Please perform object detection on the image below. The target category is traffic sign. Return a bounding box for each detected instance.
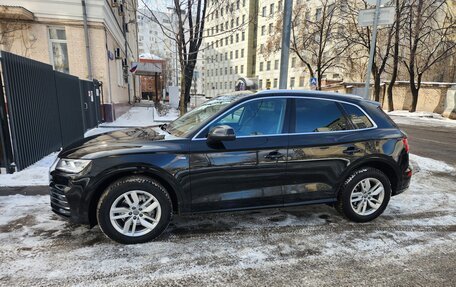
[358,6,395,27]
[310,77,317,86]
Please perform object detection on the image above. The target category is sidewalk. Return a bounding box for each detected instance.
[0,105,179,195]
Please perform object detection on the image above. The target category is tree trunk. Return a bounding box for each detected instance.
[373,71,381,102]
[409,80,419,112]
[179,68,187,116]
[387,0,401,112]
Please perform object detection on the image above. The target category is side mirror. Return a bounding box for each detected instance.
[207,125,236,143]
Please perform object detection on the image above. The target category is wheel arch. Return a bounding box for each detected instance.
[336,157,400,196]
[87,165,184,227]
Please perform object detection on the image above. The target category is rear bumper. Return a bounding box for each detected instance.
[393,165,412,196]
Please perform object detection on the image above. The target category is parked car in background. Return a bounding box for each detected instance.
[49,90,412,244]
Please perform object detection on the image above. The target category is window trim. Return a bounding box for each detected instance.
[192,96,377,141]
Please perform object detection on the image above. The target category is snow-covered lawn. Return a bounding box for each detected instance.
[388,110,456,127]
[0,106,179,187]
[0,155,455,286]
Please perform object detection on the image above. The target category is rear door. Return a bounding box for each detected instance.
[189,97,290,212]
[285,98,371,204]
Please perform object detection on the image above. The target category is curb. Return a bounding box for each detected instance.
[0,186,49,196]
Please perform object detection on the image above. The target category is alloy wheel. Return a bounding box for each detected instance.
[350,178,385,216]
[109,190,162,237]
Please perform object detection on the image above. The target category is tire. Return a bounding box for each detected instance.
[336,168,391,222]
[96,176,172,244]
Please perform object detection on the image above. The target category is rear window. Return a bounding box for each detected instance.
[295,99,349,133]
[341,103,374,129]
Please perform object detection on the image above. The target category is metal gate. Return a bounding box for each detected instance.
[0,51,102,172]
[54,71,85,147]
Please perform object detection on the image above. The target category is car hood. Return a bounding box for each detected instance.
[59,126,182,159]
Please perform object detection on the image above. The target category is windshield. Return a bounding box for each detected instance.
[167,94,247,137]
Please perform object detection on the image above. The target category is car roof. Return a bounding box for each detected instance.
[254,89,366,102]
[209,89,378,106]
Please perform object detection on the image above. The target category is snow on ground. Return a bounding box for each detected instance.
[0,153,58,187]
[0,106,179,187]
[0,155,455,286]
[388,110,456,128]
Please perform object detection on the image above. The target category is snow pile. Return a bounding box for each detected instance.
[388,110,456,127]
[0,153,58,187]
[410,154,455,174]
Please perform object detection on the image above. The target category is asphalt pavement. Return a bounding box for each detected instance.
[396,123,456,166]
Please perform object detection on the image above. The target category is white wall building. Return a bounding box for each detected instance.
[0,0,139,121]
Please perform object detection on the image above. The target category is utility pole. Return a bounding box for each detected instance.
[279,0,293,89]
[363,0,382,99]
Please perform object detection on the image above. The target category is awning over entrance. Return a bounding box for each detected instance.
[131,62,162,76]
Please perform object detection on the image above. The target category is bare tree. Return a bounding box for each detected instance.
[264,0,350,90]
[386,0,406,111]
[402,0,456,112]
[141,0,249,115]
[342,0,397,102]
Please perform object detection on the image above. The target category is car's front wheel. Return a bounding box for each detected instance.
[336,168,391,222]
[96,176,172,244]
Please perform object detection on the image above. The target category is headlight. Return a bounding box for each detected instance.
[55,159,91,174]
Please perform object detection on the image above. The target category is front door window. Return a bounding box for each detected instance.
[210,98,287,137]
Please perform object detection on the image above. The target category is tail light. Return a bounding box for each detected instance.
[402,138,409,153]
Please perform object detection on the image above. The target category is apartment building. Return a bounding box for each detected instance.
[203,0,350,97]
[203,0,258,98]
[0,0,139,121]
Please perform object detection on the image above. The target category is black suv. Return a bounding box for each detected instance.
[50,90,411,244]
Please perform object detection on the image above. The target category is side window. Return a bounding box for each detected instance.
[210,98,287,136]
[342,103,374,129]
[294,99,349,133]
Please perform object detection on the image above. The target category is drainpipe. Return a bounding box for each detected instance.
[122,8,131,104]
[81,0,93,80]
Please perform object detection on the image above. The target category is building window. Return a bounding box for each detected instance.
[235,50,239,58]
[242,31,245,41]
[241,65,244,73]
[48,27,69,73]
[316,8,322,21]
[290,77,295,88]
[274,59,279,70]
[236,17,239,26]
[278,0,282,11]
[259,62,264,71]
[236,33,239,42]
[266,61,271,70]
[273,78,278,88]
[235,66,238,74]
[291,57,296,68]
[242,15,246,24]
[299,76,305,86]
[259,79,263,89]
[270,3,274,15]
[269,23,273,34]
[261,25,266,35]
[230,51,233,59]
[241,49,244,58]
[262,6,266,17]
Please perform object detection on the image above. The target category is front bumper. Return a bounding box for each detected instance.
[49,172,92,225]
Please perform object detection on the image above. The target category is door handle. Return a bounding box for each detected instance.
[343,146,361,155]
[84,103,88,110]
[265,151,285,160]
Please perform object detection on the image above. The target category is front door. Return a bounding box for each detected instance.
[189,97,290,212]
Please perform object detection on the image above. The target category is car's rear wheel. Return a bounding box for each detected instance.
[336,168,391,222]
[97,176,172,244]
